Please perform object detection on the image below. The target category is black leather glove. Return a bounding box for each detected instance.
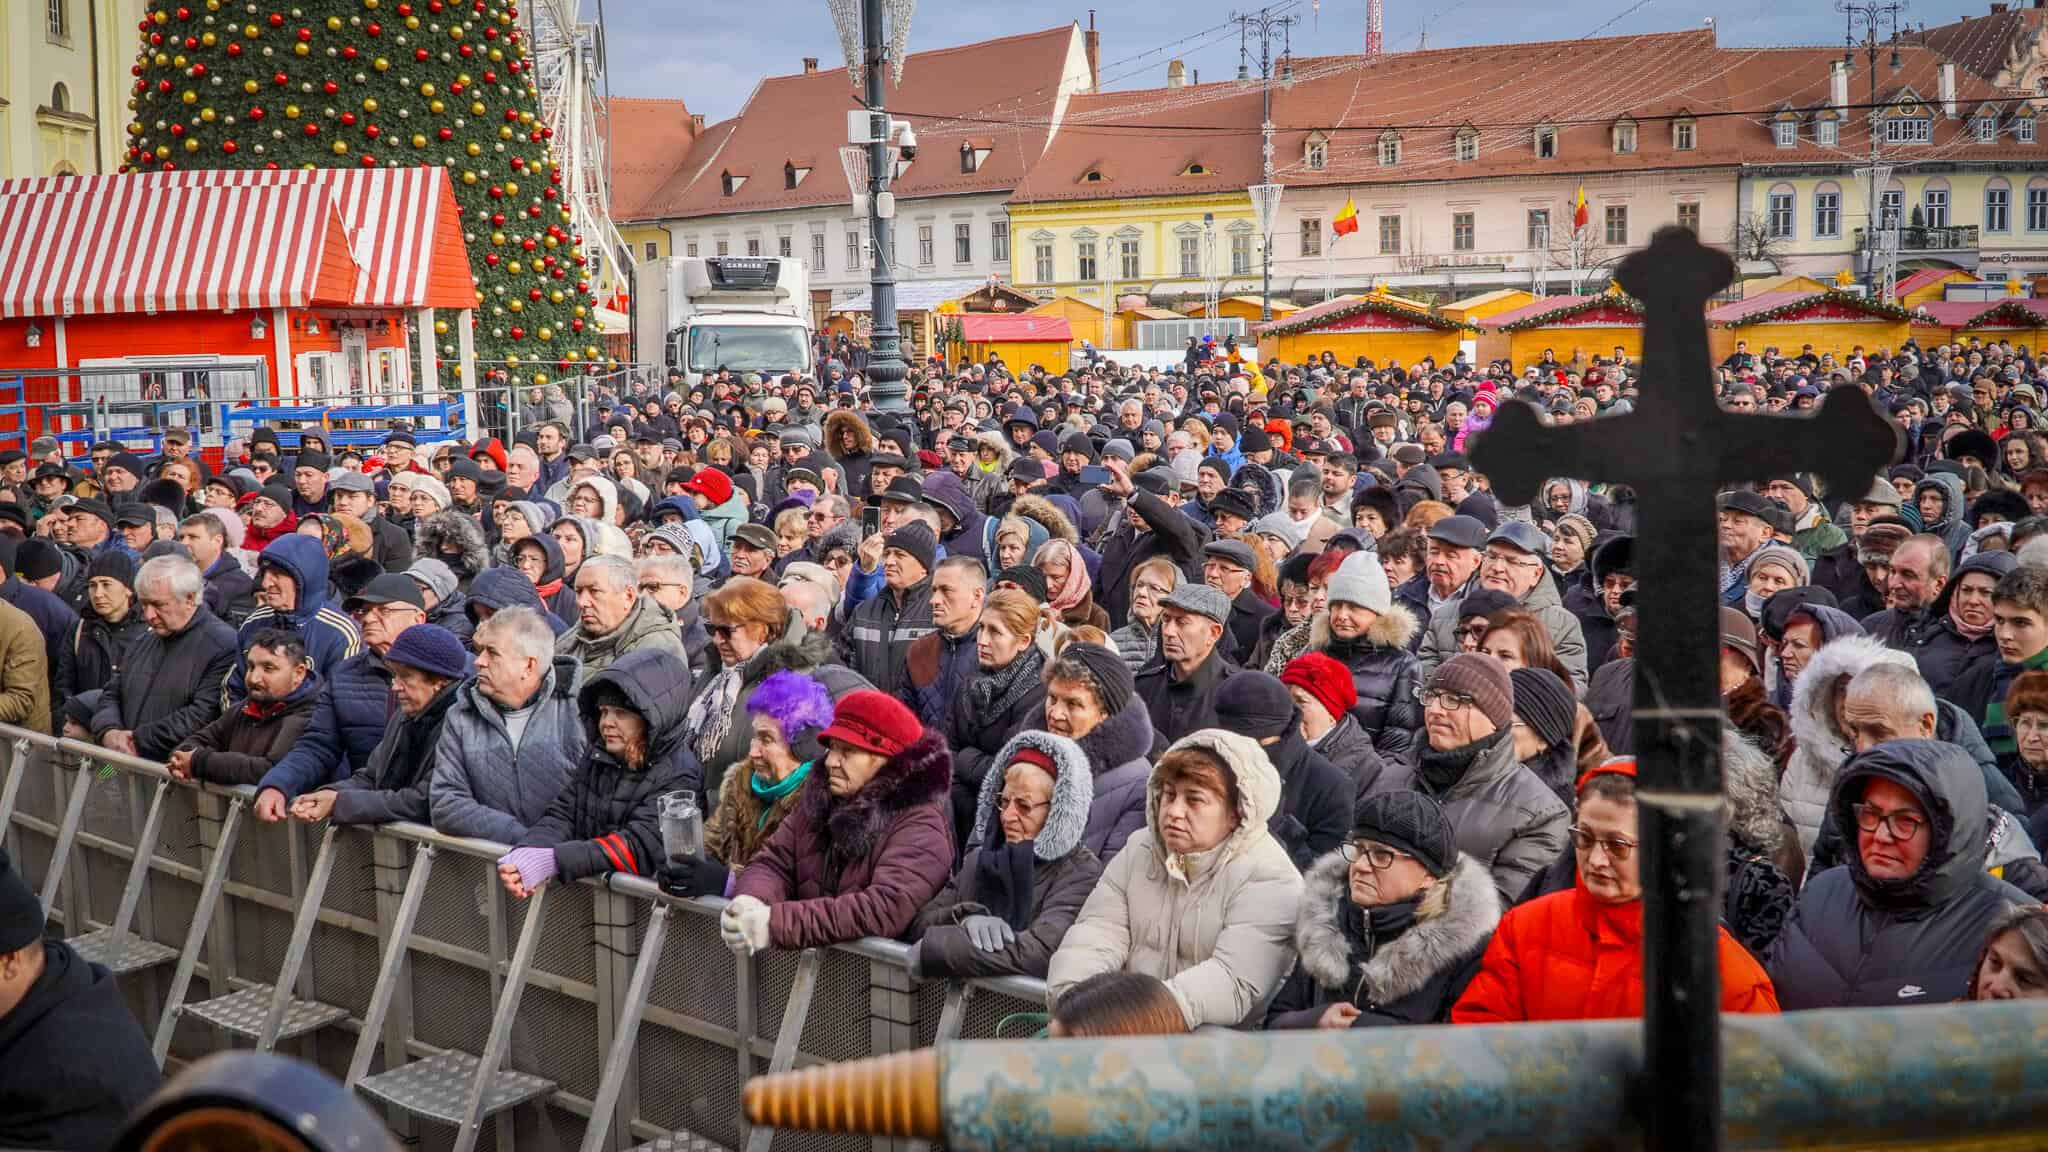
[658,854,730,900]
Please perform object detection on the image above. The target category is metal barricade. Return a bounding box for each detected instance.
[0,727,1048,1152]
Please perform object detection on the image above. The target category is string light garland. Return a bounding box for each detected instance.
[121,0,607,384]
[1257,293,1471,336]
[1714,288,1920,327]
[1494,295,1645,332]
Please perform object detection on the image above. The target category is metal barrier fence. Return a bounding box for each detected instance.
[0,725,1047,1152]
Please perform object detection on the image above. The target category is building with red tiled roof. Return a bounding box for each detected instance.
[628,25,1094,315]
[1914,4,2048,92]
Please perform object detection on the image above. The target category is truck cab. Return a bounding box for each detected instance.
[633,256,815,388]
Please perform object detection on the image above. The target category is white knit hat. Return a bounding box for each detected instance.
[1326,550,1391,615]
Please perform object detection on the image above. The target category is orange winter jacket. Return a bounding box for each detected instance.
[1450,881,1780,1023]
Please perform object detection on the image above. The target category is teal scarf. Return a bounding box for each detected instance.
[750,760,813,830]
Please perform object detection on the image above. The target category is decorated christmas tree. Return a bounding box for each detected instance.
[120,0,606,386]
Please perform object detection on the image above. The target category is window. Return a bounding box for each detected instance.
[746,238,761,257]
[1300,219,1322,257]
[918,224,934,266]
[1675,120,1696,151]
[642,241,658,260]
[1182,163,1209,176]
[1817,118,1840,146]
[1034,241,1055,282]
[955,222,973,264]
[960,143,979,174]
[46,0,67,41]
[1881,189,1904,228]
[1075,238,1097,282]
[1306,138,1327,170]
[1767,189,1794,239]
[1528,208,1551,250]
[1815,188,1841,238]
[784,162,799,190]
[2030,185,2048,232]
[1883,117,1933,144]
[778,234,793,258]
[1452,212,1475,251]
[1975,116,1998,143]
[1773,120,1797,148]
[685,240,699,258]
[1535,127,1557,158]
[810,230,826,269]
[1378,214,1401,255]
[1603,204,1628,246]
[1613,121,1637,154]
[1456,130,1477,162]
[845,226,861,271]
[1120,237,1141,279]
[991,220,1009,263]
[720,171,742,196]
[50,84,69,113]
[1179,234,1201,276]
[1231,231,1251,274]
[2021,117,2038,143]
[1378,132,1401,166]
[1677,201,1700,233]
[716,239,730,257]
[1923,188,1949,228]
[1988,184,2012,233]
[1083,170,1104,183]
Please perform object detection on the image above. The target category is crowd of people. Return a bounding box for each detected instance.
[9,333,2048,1147]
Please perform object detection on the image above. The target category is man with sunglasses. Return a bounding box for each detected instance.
[1420,521,1587,692]
[1769,739,2029,1009]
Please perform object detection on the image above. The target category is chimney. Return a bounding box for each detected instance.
[1831,59,1849,111]
[1991,2,2008,13]
[1167,59,1186,88]
[802,57,818,74]
[1940,61,1957,117]
[691,113,706,132]
[1084,11,1101,92]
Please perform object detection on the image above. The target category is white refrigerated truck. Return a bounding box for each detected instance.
[632,255,814,387]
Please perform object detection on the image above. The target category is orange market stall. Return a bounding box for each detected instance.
[1705,289,1915,364]
[1477,294,1645,371]
[959,313,1073,375]
[1254,294,1468,371]
[1915,298,2048,349]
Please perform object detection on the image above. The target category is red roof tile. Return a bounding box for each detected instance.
[1257,293,1466,335]
[1919,298,2048,328]
[599,98,700,222]
[1707,289,1917,326]
[1913,7,2048,86]
[1008,83,1269,204]
[960,313,1072,342]
[1894,268,1959,300]
[1482,295,1646,332]
[641,26,1081,221]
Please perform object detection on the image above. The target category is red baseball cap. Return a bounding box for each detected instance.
[679,467,734,507]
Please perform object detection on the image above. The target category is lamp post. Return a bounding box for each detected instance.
[1840,0,1906,301]
[1233,7,1295,323]
[830,0,916,412]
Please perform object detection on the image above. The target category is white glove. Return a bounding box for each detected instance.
[720,895,771,955]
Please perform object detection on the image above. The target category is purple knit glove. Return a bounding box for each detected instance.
[499,846,559,891]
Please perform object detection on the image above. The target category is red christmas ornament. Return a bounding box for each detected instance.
[360,154,377,166]
[528,286,541,298]
[226,41,243,56]
[340,111,357,126]
[249,106,266,119]
[525,204,541,217]
[365,124,381,139]
[540,126,553,139]
[527,130,542,142]
[175,6,191,19]
[458,43,473,57]
[437,126,453,140]
[542,187,557,201]
[131,66,143,78]
[570,318,583,332]
[273,71,290,85]
[169,123,186,137]
[268,12,284,26]
[303,122,319,136]
[189,62,207,77]
[366,22,381,35]
[396,1,411,13]
[222,140,238,154]
[521,238,535,252]
[296,27,312,42]
[157,79,174,92]
[484,24,498,38]
[264,162,279,170]
[414,48,430,61]
[488,186,504,199]
[509,156,524,170]
[503,108,517,122]
[341,45,357,60]
[550,267,565,279]
[149,31,163,45]
[482,69,496,82]
[490,212,505,226]
[510,326,524,339]
[183,35,198,49]
[485,253,501,266]
[427,0,442,11]
[323,80,339,95]
[549,169,562,184]
[576,279,589,292]
[161,161,176,170]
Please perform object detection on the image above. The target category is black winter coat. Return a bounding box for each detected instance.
[1134,647,1236,745]
[327,677,460,827]
[259,649,400,800]
[201,553,256,627]
[838,580,935,700]
[1810,542,1883,619]
[0,941,161,1151]
[1264,726,1354,872]
[89,604,237,760]
[1096,489,1205,629]
[1224,587,1278,667]
[1905,612,1997,702]
[1315,712,1389,798]
[1313,609,1423,766]
[54,610,145,730]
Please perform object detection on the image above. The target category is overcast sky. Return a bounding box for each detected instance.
[598,1,1991,125]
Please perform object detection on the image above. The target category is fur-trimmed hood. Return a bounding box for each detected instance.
[1308,601,1420,653]
[802,728,953,869]
[1722,728,1784,853]
[417,509,489,575]
[1293,850,1500,1001]
[1788,634,1913,777]
[1009,493,1078,544]
[970,729,1093,861]
[823,410,874,458]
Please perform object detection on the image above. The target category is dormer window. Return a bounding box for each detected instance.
[1305,132,1328,170]
[783,162,811,190]
[721,170,745,196]
[1882,110,1933,144]
[960,142,978,173]
[1773,120,1797,148]
[1182,162,1210,176]
[1974,111,1999,143]
[1673,118,1696,150]
[1535,125,1557,158]
[2019,114,2038,143]
[1082,169,1103,183]
[1612,118,1637,154]
[1378,130,1401,166]
[1817,115,1840,146]
[1455,127,1478,162]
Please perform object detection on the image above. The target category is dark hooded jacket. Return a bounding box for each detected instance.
[199,551,256,627]
[517,648,703,881]
[1260,723,1356,872]
[177,666,323,785]
[1267,851,1501,1029]
[733,726,957,949]
[228,534,363,700]
[0,939,162,1151]
[1900,551,2012,701]
[912,729,1103,979]
[1308,608,1423,765]
[509,531,578,622]
[326,674,461,827]
[1912,473,1971,558]
[1767,739,2028,1009]
[838,576,934,699]
[824,410,877,499]
[468,566,570,635]
[417,509,490,592]
[90,600,237,760]
[921,470,989,562]
[1096,488,1206,628]
[54,604,146,731]
[1135,646,1236,745]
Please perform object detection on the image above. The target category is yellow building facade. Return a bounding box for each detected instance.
[1006,191,1262,303]
[1,0,146,178]
[1736,166,2048,283]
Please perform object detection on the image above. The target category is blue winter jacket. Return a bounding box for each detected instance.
[227,534,362,702]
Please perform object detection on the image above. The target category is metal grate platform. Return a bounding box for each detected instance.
[67,928,178,975]
[355,1049,556,1126]
[626,1133,728,1152]
[179,984,350,1042]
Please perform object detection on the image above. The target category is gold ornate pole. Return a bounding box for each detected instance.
[741,1048,941,1141]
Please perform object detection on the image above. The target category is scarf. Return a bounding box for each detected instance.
[1416,726,1509,794]
[970,838,1038,930]
[750,759,813,830]
[687,664,745,765]
[1720,543,1761,602]
[1038,539,1091,615]
[969,643,1044,718]
[1950,600,1994,642]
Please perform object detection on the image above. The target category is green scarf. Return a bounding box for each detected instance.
[750,759,813,830]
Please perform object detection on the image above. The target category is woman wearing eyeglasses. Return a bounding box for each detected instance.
[908,731,1102,981]
[1268,791,1500,1030]
[1454,760,1780,1023]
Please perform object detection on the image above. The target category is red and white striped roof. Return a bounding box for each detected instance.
[0,167,475,319]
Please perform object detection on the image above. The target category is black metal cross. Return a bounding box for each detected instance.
[1470,227,1900,1151]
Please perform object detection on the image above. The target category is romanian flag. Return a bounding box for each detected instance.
[1332,196,1359,237]
[1573,184,1589,232]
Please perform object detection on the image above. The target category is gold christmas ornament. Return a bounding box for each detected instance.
[332,139,348,154]
[326,15,343,29]
[293,41,309,54]
[433,319,449,335]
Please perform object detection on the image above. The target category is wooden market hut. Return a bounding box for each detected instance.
[1028,295,1114,349]
[1188,295,1300,325]
[959,313,1073,374]
[1440,288,1535,328]
[1705,289,1916,364]
[1914,298,2048,350]
[1254,293,1468,369]
[1476,294,1646,371]
[1894,267,1978,311]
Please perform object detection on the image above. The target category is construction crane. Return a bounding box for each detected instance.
[525,0,630,295]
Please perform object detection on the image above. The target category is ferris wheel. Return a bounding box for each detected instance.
[525,0,630,289]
